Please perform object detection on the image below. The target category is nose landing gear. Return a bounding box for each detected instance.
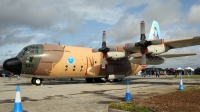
[31,77,43,85]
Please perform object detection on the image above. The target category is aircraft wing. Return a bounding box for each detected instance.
[125,36,200,53]
[124,46,140,53]
[159,53,196,58]
[164,36,200,49]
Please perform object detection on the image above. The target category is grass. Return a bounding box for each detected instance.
[166,86,200,96]
[179,86,200,93]
[109,86,200,112]
[108,102,153,112]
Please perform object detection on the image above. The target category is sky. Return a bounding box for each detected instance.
[1,0,200,69]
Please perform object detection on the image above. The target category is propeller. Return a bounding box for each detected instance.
[125,21,164,67]
[98,31,109,69]
[138,21,147,67]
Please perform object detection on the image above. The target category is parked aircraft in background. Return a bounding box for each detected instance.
[3,21,200,85]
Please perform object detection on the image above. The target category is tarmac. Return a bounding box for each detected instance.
[0,75,200,112]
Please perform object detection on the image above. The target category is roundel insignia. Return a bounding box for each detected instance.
[67,56,75,65]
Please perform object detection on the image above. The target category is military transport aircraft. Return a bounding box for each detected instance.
[3,21,200,85]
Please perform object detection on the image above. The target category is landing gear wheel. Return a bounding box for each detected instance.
[85,78,93,83]
[113,79,123,82]
[31,78,36,85]
[31,78,43,85]
[118,79,123,82]
[35,78,42,85]
[105,75,110,83]
[94,78,101,82]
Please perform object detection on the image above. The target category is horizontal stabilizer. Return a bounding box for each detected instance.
[159,53,196,58]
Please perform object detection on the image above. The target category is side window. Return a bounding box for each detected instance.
[30,57,34,62]
[22,47,30,54]
[26,57,34,63]
[26,57,30,63]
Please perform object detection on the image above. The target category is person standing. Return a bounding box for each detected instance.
[157,70,160,78]
[2,71,5,78]
[155,70,158,78]
[164,70,168,78]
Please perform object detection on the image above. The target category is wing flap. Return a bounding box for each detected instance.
[165,36,200,48]
[159,53,196,58]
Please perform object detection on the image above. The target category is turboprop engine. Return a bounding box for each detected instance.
[107,52,126,60]
[147,45,170,55]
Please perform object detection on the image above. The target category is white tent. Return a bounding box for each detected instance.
[185,67,194,71]
[176,67,183,70]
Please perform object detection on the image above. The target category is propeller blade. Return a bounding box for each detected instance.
[140,21,146,40]
[141,54,146,67]
[101,54,107,69]
[102,31,106,47]
[102,58,106,69]
[141,21,145,34]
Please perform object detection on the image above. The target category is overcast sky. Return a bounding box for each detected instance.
[0,0,200,69]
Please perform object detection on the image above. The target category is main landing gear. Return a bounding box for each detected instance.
[31,77,43,85]
[85,78,102,83]
[85,77,123,83]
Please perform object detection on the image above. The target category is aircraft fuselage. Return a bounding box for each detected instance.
[10,44,138,79]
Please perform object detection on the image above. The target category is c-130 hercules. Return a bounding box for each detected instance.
[3,21,200,85]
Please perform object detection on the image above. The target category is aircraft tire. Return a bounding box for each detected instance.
[118,79,123,82]
[94,78,101,82]
[113,79,123,82]
[31,78,36,85]
[35,78,42,85]
[85,78,93,83]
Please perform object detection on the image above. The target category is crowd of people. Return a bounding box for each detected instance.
[141,70,168,78]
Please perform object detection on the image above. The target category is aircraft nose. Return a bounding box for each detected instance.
[3,57,22,75]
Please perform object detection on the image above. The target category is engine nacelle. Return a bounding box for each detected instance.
[107,52,125,60]
[147,45,170,55]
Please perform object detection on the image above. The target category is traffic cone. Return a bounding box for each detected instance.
[179,77,184,90]
[125,81,132,101]
[13,85,23,112]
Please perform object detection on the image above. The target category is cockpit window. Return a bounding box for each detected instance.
[22,47,39,54]
[26,56,34,63]
[30,49,35,53]
[22,47,30,54]
[22,48,28,53]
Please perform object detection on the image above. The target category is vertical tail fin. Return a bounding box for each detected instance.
[149,21,161,40]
